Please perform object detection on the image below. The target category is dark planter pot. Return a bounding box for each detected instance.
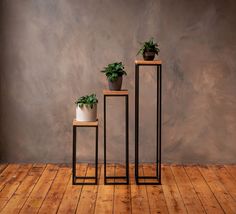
[108,76,123,91]
[143,51,156,61]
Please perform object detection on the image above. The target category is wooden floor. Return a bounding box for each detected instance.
[0,164,236,214]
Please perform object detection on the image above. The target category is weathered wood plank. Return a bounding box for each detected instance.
[184,165,224,214]
[0,164,8,175]
[162,165,187,214]
[142,164,168,214]
[130,164,150,214]
[113,164,131,214]
[0,164,20,191]
[225,165,236,179]
[171,165,205,214]
[57,164,88,214]
[0,164,32,210]
[0,163,235,214]
[199,165,236,213]
[19,164,59,213]
[38,166,71,214]
[210,165,236,200]
[1,164,46,214]
[94,164,115,214]
[76,164,101,214]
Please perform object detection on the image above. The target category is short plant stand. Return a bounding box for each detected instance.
[72,119,98,185]
[135,60,162,185]
[103,90,129,185]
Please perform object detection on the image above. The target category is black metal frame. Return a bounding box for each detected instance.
[72,124,98,185]
[104,93,129,185]
[135,63,162,185]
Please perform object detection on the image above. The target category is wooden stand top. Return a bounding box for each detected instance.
[135,60,162,65]
[103,90,128,95]
[73,119,98,126]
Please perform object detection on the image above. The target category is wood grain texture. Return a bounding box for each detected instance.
[0,164,8,174]
[38,166,71,214]
[211,165,236,200]
[19,164,59,213]
[76,164,101,214]
[170,165,205,214]
[198,165,236,213]
[94,164,115,214]
[57,164,88,214]
[130,165,150,214]
[0,164,235,214]
[0,164,32,211]
[0,165,20,192]
[135,60,162,65]
[73,119,98,126]
[143,164,168,214]
[184,165,224,214]
[103,90,128,95]
[1,164,46,214]
[162,165,187,214]
[225,165,236,179]
[113,164,131,214]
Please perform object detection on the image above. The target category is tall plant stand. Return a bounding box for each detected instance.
[103,90,129,185]
[72,119,98,185]
[135,60,162,185]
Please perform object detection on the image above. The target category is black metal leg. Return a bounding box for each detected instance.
[96,126,98,185]
[156,65,159,178]
[72,126,76,185]
[104,95,107,184]
[126,95,129,184]
[135,64,139,182]
[159,64,162,184]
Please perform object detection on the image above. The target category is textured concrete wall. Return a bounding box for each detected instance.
[1,0,236,163]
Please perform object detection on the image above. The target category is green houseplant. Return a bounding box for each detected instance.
[101,62,127,90]
[137,38,160,61]
[75,94,98,121]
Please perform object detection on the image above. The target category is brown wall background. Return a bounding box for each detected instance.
[1,0,236,163]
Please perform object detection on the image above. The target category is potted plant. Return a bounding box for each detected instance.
[137,38,160,61]
[75,93,98,121]
[101,62,127,91]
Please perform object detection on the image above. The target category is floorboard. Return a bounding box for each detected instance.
[143,164,168,214]
[57,164,87,214]
[162,165,187,214]
[198,165,236,213]
[130,165,150,214]
[113,164,131,214]
[0,163,235,214]
[76,164,101,214]
[1,164,46,214]
[184,165,224,214]
[94,164,115,214]
[19,164,59,213]
[171,165,205,214]
[0,164,32,211]
[211,165,236,201]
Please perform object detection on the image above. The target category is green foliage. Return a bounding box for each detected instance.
[137,38,160,56]
[75,93,98,109]
[101,62,127,82]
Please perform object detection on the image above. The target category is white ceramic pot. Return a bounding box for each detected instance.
[76,104,97,121]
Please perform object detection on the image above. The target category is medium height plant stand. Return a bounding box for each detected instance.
[72,119,98,185]
[103,90,129,185]
[135,60,162,185]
